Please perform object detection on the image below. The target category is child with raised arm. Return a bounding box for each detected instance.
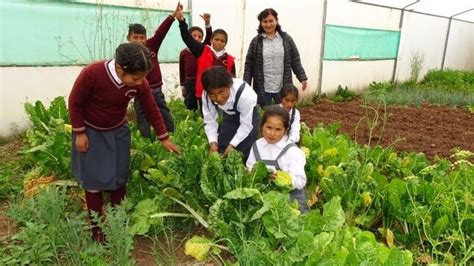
[179,13,212,111]
[201,66,259,161]
[175,8,236,105]
[246,105,308,213]
[280,84,301,144]
[69,43,180,243]
[127,3,181,137]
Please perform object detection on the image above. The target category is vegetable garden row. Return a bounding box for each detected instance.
[1,96,472,265]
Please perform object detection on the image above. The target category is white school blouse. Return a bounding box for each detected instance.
[246,137,307,190]
[202,78,258,147]
[284,105,301,143]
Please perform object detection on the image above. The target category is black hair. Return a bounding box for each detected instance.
[128,23,146,36]
[281,84,299,99]
[261,105,290,132]
[211,29,228,43]
[189,26,204,36]
[257,8,282,34]
[115,43,152,74]
[201,66,233,92]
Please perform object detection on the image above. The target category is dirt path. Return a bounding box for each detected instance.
[300,98,474,160]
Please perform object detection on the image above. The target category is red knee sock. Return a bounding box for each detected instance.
[109,185,126,206]
[85,190,105,243]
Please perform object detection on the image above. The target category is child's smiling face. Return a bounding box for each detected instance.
[208,86,230,105]
[127,32,147,46]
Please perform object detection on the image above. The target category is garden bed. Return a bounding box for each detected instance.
[0,97,472,265]
[301,97,473,160]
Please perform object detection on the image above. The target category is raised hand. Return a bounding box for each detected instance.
[200,13,211,25]
[171,2,183,18]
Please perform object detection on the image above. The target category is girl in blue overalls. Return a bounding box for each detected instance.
[246,105,308,213]
[201,66,259,160]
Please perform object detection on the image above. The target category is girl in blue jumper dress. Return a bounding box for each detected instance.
[201,66,259,161]
[246,105,308,213]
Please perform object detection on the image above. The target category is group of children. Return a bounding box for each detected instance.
[68,3,308,243]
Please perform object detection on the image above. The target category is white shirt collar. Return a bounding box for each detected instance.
[261,135,290,148]
[261,32,280,39]
[210,45,226,58]
[107,59,123,85]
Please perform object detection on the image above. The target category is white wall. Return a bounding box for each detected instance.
[326,0,401,30]
[321,1,401,93]
[0,67,81,138]
[444,20,474,70]
[0,64,180,139]
[189,0,324,101]
[321,61,394,94]
[395,13,449,82]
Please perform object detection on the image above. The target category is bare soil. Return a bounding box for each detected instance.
[300,98,474,160]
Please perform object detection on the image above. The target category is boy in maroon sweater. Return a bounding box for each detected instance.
[179,13,212,111]
[69,43,180,243]
[127,3,180,138]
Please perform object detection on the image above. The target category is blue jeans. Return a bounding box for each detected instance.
[263,92,281,107]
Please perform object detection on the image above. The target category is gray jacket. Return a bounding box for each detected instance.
[243,31,307,105]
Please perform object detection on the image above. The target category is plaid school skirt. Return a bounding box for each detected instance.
[71,124,130,190]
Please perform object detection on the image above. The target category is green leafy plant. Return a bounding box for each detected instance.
[96,200,135,266]
[2,186,108,264]
[407,51,425,86]
[331,85,357,102]
[420,69,474,93]
[21,97,72,178]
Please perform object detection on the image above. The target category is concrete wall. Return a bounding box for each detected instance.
[395,13,449,82]
[0,64,180,139]
[444,20,474,70]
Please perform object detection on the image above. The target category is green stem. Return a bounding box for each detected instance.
[166,196,209,228]
[150,212,194,219]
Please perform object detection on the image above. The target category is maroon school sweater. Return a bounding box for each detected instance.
[145,15,175,89]
[68,60,169,140]
[179,48,197,85]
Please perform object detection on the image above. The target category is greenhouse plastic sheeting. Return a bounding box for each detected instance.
[324,24,400,60]
[0,1,189,66]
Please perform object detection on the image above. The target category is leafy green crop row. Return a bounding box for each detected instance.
[5,97,473,264]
